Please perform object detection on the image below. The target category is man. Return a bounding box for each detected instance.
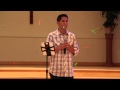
[46,14,79,79]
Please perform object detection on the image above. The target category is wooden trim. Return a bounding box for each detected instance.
[0,61,44,66]
[0,61,120,66]
[30,11,33,24]
[0,36,106,39]
[0,70,42,72]
[75,62,105,66]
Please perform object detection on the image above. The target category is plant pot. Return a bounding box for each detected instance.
[105,26,115,34]
[105,28,111,34]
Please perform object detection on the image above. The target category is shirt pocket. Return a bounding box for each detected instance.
[53,36,62,46]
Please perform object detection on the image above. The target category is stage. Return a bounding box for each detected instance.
[0,65,120,79]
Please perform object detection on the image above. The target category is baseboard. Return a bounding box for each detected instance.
[0,61,119,66]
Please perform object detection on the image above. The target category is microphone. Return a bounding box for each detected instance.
[63,26,65,29]
[64,47,66,54]
[64,35,67,54]
[62,26,66,29]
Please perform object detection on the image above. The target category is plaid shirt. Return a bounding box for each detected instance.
[46,29,79,77]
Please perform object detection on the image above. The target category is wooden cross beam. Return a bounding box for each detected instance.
[30,11,33,24]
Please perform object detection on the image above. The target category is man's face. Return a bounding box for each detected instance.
[57,16,68,29]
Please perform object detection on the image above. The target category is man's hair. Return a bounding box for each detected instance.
[57,14,68,22]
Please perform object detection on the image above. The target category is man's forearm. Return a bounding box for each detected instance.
[67,45,75,55]
[55,46,61,53]
[55,43,75,54]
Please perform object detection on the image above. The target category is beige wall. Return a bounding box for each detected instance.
[0,11,120,64]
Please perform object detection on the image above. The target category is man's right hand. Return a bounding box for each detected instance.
[60,42,68,50]
[55,42,68,53]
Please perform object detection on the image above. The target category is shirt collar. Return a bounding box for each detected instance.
[56,28,69,36]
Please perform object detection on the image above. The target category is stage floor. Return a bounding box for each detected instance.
[0,66,120,79]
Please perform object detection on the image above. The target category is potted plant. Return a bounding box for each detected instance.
[101,11,120,66]
[101,11,120,33]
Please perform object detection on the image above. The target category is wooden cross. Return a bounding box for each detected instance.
[30,11,33,24]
